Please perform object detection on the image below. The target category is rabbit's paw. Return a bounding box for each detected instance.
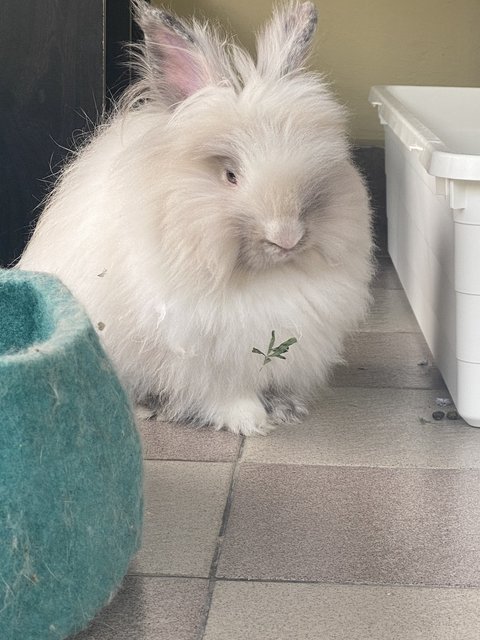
[261,392,309,425]
[214,398,275,436]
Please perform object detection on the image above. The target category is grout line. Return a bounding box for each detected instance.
[355,330,423,335]
[128,571,208,580]
[124,573,480,592]
[142,456,240,463]
[195,435,247,640]
[329,385,448,391]
[212,576,480,591]
[325,385,449,391]
[214,461,480,472]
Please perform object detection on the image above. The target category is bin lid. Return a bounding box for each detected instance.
[369,85,480,181]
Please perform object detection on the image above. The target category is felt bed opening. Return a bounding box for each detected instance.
[0,279,54,356]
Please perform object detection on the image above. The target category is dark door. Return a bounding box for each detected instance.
[0,0,140,267]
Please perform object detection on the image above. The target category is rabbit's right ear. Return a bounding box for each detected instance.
[256,1,318,80]
[132,1,219,106]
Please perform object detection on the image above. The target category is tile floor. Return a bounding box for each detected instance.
[75,257,480,640]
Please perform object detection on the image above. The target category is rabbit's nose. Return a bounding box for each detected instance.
[265,228,303,251]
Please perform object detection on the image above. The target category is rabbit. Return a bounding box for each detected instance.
[18,0,373,436]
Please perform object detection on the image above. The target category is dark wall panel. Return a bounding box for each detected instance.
[0,0,105,266]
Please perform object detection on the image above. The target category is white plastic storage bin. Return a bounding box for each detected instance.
[369,85,480,427]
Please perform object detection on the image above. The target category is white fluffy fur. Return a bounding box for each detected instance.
[19,1,373,435]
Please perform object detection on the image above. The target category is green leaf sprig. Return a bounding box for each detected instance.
[252,331,298,367]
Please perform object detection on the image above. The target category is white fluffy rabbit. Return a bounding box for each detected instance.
[19,0,373,435]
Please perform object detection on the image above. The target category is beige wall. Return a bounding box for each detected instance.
[153,0,480,144]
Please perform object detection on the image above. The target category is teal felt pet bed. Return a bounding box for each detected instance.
[0,269,143,640]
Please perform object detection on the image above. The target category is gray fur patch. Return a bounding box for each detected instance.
[158,10,195,44]
[285,2,318,71]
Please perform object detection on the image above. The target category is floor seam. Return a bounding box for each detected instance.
[221,461,477,471]
[123,572,480,591]
[142,456,239,463]
[212,576,480,590]
[195,435,246,640]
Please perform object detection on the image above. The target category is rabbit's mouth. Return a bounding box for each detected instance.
[236,236,308,272]
[263,240,299,260]
[263,230,309,257]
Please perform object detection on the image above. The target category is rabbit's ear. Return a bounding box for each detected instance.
[256,1,318,79]
[133,1,214,105]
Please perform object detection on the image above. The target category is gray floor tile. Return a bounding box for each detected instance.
[360,289,420,332]
[136,408,241,461]
[332,332,445,389]
[204,581,480,640]
[216,464,480,586]
[73,576,208,640]
[243,388,480,469]
[372,257,403,289]
[73,252,480,637]
[130,461,232,577]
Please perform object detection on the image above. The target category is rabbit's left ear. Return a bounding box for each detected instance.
[133,1,222,106]
[256,1,318,79]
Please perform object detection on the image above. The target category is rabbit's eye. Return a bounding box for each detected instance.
[225,169,237,185]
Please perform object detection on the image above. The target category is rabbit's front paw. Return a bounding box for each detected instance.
[214,398,275,436]
[269,398,308,425]
[261,391,309,425]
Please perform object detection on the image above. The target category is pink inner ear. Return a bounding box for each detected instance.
[148,25,206,101]
[163,46,204,100]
